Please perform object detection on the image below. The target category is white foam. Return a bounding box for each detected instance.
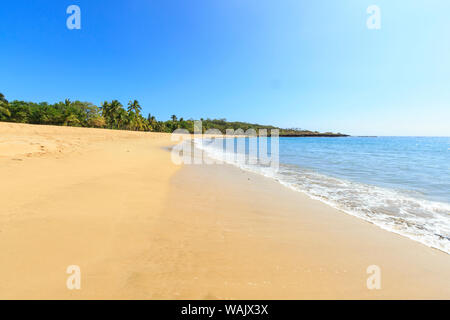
[194,139,450,254]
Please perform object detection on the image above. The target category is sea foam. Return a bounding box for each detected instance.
[194,137,450,254]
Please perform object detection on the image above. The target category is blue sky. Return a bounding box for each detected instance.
[0,0,449,136]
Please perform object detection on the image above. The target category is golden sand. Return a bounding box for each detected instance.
[0,122,449,299]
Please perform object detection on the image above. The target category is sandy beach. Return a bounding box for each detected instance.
[1,122,449,299]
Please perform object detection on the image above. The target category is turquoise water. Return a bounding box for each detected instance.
[196,136,450,253]
[279,137,450,203]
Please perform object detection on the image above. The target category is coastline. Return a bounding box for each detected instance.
[1,123,449,299]
[196,136,450,255]
[163,161,450,299]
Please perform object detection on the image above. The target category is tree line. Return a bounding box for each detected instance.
[0,93,347,136]
[0,93,192,133]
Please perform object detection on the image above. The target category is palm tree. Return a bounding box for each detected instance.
[147,113,156,131]
[147,113,156,123]
[171,114,177,122]
[101,101,112,127]
[110,100,123,115]
[0,93,10,118]
[0,93,8,104]
[110,100,124,129]
[127,100,143,131]
[101,100,124,129]
[0,105,10,118]
[63,114,81,126]
[101,101,110,116]
[127,100,142,116]
[116,108,129,129]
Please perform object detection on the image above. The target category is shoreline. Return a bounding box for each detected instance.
[1,122,449,299]
[218,162,450,256]
[195,137,450,256]
[163,160,450,299]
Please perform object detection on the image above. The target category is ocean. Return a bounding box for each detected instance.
[194,136,450,254]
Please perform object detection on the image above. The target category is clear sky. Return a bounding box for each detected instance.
[0,0,449,136]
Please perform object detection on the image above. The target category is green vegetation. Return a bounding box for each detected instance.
[0,93,347,137]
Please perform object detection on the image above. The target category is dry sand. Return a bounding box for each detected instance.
[0,122,449,299]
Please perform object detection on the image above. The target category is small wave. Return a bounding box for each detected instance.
[194,139,450,254]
